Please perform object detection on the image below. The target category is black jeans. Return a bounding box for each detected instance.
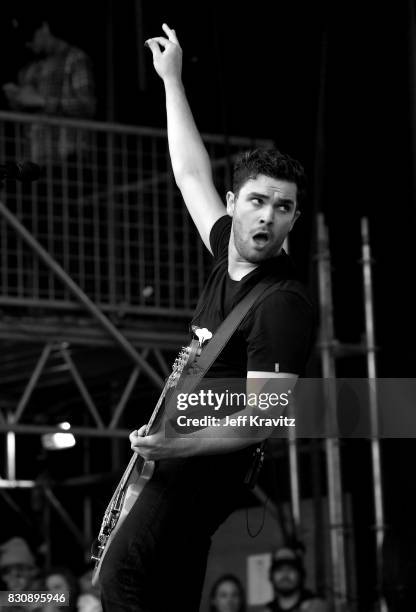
[99,453,251,612]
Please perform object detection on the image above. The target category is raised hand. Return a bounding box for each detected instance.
[145,23,182,82]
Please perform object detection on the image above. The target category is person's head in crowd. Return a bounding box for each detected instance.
[0,537,38,592]
[45,566,80,611]
[209,573,246,612]
[8,3,73,59]
[269,546,305,597]
[12,16,67,58]
[77,591,102,612]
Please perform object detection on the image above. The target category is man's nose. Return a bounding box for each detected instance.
[259,204,274,224]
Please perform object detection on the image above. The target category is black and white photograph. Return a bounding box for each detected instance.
[0,1,415,611]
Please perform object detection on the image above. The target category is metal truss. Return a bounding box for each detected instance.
[0,195,185,558]
[0,342,180,437]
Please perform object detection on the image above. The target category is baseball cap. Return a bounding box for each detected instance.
[270,546,303,572]
[0,537,36,569]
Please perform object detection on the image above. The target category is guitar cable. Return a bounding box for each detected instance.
[246,494,268,538]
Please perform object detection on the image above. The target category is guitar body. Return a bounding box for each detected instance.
[91,459,154,585]
[91,339,201,587]
[120,460,155,517]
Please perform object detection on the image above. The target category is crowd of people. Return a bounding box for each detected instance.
[0,537,101,612]
[0,535,328,612]
[208,547,328,612]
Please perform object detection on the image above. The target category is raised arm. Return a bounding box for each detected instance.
[145,24,226,252]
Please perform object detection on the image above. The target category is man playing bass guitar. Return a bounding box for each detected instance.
[99,23,315,612]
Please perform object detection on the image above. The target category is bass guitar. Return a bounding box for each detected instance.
[91,337,202,585]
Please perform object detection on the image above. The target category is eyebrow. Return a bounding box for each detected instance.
[247,192,296,205]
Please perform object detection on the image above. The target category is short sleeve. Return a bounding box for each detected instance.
[209,215,232,260]
[245,290,315,375]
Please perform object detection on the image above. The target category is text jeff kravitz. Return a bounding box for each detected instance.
[175,414,295,427]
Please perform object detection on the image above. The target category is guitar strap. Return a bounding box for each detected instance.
[188,276,305,378]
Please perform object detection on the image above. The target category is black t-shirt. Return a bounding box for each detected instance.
[156,217,315,483]
[191,215,315,377]
[154,216,315,499]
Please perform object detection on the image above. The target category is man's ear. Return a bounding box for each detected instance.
[289,209,301,232]
[226,191,235,217]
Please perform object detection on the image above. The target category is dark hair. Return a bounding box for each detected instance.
[232,148,307,209]
[209,573,246,612]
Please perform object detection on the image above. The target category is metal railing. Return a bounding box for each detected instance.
[0,111,273,317]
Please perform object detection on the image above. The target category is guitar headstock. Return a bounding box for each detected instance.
[167,339,200,387]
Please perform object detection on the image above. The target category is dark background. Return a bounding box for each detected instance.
[1,0,416,607]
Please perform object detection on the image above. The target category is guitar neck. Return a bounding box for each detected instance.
[118,452,140,490]
[144,341,199,435]
[145,379,173,436]
[102,341,199,518]
[109,366,176,501]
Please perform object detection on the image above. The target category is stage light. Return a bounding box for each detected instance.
[41,422,76,450]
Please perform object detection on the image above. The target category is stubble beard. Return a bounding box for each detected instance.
[233,224,282,264]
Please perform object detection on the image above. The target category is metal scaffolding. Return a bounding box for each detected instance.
[308,213,385,611]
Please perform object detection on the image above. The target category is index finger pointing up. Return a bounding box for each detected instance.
[162,23,179,43]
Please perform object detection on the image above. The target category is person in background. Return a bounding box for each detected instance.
[2,12,97,286]
[263,546,328,612]
[0,537,40,611]
[2,15,96,164]
[43,566,79,612]
[209,574,247,612]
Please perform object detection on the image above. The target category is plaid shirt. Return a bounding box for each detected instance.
[18,42,96,163]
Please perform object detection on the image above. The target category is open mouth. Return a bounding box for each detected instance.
[252,231,270,247]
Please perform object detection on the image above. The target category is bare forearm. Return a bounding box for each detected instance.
[166,377,296,458]
[167,407,271,458]
[164,78,212,183]
[131,410,271,461]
